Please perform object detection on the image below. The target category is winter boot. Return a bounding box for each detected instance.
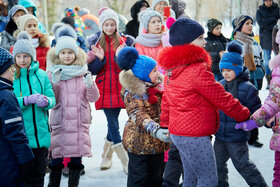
[100,138,114,170]
[68,163,84,187]
[48,165,63,187]
[111,143,128,174]
[266,74,272,90]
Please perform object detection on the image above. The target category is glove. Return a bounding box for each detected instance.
[87,50,96,64]
[83,73,94,88]
[19,159,35,183]
[235,119,259,131]
[152,128,171,142]
[36,95,49,108]
[23,94,41,106]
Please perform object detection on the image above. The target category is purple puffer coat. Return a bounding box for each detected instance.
[47,48,100,158]
[251,53,280,151]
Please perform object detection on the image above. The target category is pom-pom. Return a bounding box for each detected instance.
[117,47,139,71]
[51,22,65,35]
[227,41,242,54]
[166,17,176,29]
[57,26,77,40]
[17,31,31,40]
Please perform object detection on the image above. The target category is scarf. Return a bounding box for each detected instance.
[234,31,256,71]
[31,38,39,48]
[50,64,88,84]
[136,33,162,47]
[147,86,163,104]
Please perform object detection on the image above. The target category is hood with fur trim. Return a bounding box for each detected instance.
[119,69,163,96]
[47,47,87,67]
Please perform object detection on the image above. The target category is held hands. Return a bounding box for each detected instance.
[91,45,104,61]
[24,94,49,107]
[152,128,171,142]
[235,119,259,131]
[83,73,94,88]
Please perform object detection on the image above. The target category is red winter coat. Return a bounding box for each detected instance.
[157,44,250,137]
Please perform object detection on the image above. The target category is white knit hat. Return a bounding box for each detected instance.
[152,0,169,9]
[55,26,78,55]
[13,31,36,60]
[138,8,162,31]
[99,8,119,31]
[16,14,38,31]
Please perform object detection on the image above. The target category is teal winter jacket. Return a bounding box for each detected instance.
[13,61,55,148]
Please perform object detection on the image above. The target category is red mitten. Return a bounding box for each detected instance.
[147,87,163,104]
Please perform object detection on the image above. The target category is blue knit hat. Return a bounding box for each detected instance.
[219,41,243,77]
[117,47,157,83]
[55,26,78,55]
[13,31,36,61]
[0,47,14,75]
[169,18,204,46]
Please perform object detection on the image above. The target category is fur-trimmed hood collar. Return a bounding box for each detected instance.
[47,47,87,70]
[119,70,163,96]
[158,44,211,70]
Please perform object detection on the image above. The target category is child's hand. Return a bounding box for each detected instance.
[152,128,171,142]
[83,73,94,88]
[116,44,125,57]
[23,94,41,106]
[91,45,104,61]
[36,95,49,108]
[235,119,259,131]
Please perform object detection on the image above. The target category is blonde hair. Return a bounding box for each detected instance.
[99,31,120,52]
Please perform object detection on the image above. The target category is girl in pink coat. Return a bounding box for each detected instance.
[46,26,99,187]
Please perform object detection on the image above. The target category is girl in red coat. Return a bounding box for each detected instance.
[157,18,251,187]
[11,14,50,71]
[87,8,134,174]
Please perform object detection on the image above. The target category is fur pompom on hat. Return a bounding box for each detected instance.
[117,47,157,83]
[169,18,204,46]
[55,26,78,55]
[138,8,162,31]
[13,31,36,60]
[51,22,65,36]
[152,0,169,9]
[98,8,119,31]
[0,47,14,75]
[219,41,244,77]
[166,17,176,29]
[207,18,222,33]
[16,14,38,32]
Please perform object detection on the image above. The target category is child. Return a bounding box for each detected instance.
[117,47,170,187]
[12,14,50,71]
[47,26,99,187]
[236,33,280,186]
[215,42,267,186]
[87,8,134,173]
[135,8,163,60]
[205,18,229,81]
[152,0,175,19]
[0,5,27,51]
[0,47,35,187]
[12,31,56,186]
[232,15,265,147]
[157,18,250,187]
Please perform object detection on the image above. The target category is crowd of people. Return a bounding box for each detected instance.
[0,0,280,186]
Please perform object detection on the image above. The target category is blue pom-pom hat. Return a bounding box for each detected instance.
[117,47,157,83]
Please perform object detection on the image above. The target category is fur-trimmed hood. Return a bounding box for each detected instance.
[47,47,87,68]
[13,31,50,48]
[119,70,163,96]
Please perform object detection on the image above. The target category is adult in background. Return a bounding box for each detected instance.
[256,0,279,89]
[171,0,188,19]
[125,0,149,38]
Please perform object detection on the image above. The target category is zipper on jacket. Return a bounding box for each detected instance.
[27,70,40,148]
[109,36,113,108]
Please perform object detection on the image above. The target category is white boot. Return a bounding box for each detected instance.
[111,143,128,174]
[100,138,114,170]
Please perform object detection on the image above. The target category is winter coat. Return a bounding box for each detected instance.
[157,44,250,137]
[77,10,100,38]
[87,32,134,110]
[251,54,280,152]
[1,30,16,51]
[0,77,34,187]
[48,48,100,158]
[205,32,229,74]
[256,2,280,50]
[120,70,168,155]
[13,61,55,149]
[135,43,162,60]
[215,68,261,143]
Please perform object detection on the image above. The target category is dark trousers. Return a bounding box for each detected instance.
[127,152,164,187]
[103,108,122,144]
[248,128,259,144]
[50,157,82,167]
[162,143,183,187]
[26,148,48,187]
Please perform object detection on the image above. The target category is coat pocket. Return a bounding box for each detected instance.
[50,103,62,126]
[96,72,105,84]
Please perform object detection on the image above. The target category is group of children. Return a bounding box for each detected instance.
[1,0,280,187]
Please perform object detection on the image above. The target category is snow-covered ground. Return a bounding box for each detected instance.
[43,80,275,187]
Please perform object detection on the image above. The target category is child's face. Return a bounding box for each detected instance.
[0,65,16,82]
[59,49,76,65]
[13,10,26,23]
[149,66,160,84]
[16,53,32,69]
[148,16,162,34]
[221,69,236,82]
[24,19,38,38]
[241,19,253,35]
[212,24,222,36]
[154,1,168,14]
[190,34,207,48]
[102,19,117,36]
[26,7,34,15]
